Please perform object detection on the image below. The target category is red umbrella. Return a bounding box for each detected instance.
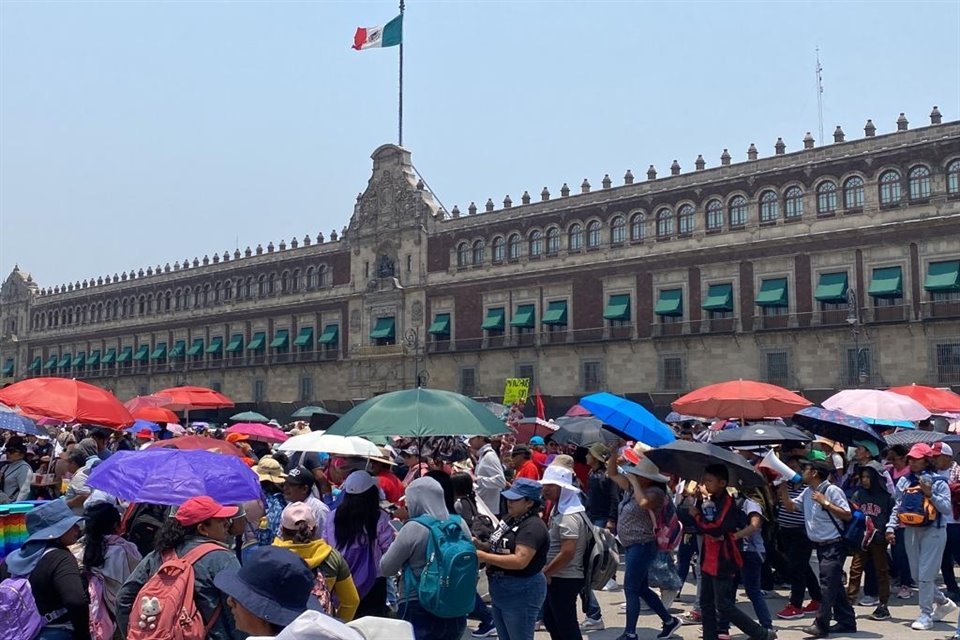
[0,377,134,428]
[225,422,288,443]
[146,435,245,458]
[565,404,592,417]
[888,384,960,414]
[132,406,179,424]
[672,379,812,420]
[153,386,234,411]
[124,394,174,414]
[512,417,559,443]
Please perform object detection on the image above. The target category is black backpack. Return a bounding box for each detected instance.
[123,503,170,556]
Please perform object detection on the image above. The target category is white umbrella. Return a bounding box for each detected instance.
[278,432,381,457]
[822,389,932,422]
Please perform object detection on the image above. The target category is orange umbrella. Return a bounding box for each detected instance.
[0,377,134,428]
[888,384,960,414]
[132,406,180,424]
[152,386,234,411]
[146,435,245,458]
[671,379,812,420]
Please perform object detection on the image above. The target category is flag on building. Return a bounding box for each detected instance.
[353,14,403,50]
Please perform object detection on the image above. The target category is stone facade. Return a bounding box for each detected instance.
[2,112,960,406]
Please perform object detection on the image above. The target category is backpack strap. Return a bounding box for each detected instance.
[176,541,227,565]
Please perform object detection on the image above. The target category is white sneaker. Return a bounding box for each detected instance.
[580,617,605,630]
[934,598,958,622]
[602,578,621,591]
[911,614,934,630]
[858,595,880,607]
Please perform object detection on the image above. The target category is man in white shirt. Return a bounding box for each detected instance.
[469,435,506,516]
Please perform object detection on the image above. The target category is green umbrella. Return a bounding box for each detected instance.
[324,388,509,439]
[291,405,338,419]
[229,411,270,423]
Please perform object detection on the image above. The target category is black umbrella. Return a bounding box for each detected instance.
[551,416,621,447]
[885,430,945,447]
[791,407,886,450]
[645,440,767,489]
[710,423,811,448]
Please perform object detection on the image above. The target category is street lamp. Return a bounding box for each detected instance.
[846,288,867,386]
[403,328,427,388]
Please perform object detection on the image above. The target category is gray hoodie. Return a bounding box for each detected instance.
[379,477,471,602]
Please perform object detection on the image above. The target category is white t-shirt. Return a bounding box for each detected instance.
[741,498,766,554]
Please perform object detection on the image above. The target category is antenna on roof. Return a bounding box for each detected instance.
[816,47,824,144]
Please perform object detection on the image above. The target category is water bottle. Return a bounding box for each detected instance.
[702,497,717,522]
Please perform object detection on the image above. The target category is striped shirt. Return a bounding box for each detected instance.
[777,482,806,528]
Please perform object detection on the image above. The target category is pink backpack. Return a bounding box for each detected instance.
[127,543,223,640]
[84,570,116,640]
[650,500,683,552]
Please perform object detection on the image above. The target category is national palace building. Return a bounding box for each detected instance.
[2,108,959,409]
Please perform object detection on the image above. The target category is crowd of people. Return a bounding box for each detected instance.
[2,417,960,640]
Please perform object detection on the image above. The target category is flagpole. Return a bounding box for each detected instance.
[398,0,405,147]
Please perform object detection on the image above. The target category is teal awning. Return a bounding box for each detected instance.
[133,346,149,362]
[43,355,58,370]
[925,261,960,292]
[28,356,42,372]
[72,352,86,367]
[293,327,314,347]
[169,340,186,358]
[318,325,339,345]
[116,347,132,363]
[2,359,13,377]
[86,351,100,367]
[542,301,568,325]
[186,338,205,356]
[481,308,505,331]
[248,332,266,351]
[428,314,451,335]
[206,337,223,354]
[755,278,789,307]
[654,289,684,316]
[225,335,244,352]
[702,284,734,311]
[150,343,167,360]
[603,294,631,320]
[58,354,72,368]
[814,272,848,303]
[102,348,117,365]
[269,329,289,349]
[370,318,396,340]
[510,304,535,328]
[868,267,902,298]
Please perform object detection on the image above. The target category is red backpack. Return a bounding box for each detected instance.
[650,500,683,552]
[127,543,223,640]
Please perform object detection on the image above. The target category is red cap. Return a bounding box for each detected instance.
[136,429,154,439]
[174,496,239,527]
[907,443,935,459]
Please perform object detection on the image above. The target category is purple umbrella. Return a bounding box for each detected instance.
[86,448,261,506]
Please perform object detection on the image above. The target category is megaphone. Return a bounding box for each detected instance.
[759,449,801,485]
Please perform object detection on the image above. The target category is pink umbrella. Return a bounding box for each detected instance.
[512,417,558,443]
[225,422,288,443]
[565,404,592,417]
[822,389,932,422]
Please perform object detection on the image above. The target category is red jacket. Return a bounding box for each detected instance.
[692,492,743,578]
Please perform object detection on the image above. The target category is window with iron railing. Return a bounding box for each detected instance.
[936,343,960,384]
[581,361,604,393]
[765,351,790,387]
[660,356,684,391]
[460,368,477,397]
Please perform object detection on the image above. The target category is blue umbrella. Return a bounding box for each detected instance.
[864,417,916,430]
[125,419,160,434]
[665,411,702,423]
[0,411,45,437]
[579,392,676,447]
[792,406,886,449]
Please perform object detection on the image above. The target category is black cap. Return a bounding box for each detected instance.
[284,466,315,486]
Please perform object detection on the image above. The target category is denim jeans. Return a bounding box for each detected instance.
[488,572,547,640]
[742,550,772,628]
[892,527,915,587]
[470,591,494,627]
[401,599,466,640]
[623,541,672,634]
[37,629,73,640]
[677,533,698,585]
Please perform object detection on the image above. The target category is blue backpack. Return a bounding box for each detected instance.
[404,514,478,618]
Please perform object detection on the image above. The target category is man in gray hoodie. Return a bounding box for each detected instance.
[469,435,506,517]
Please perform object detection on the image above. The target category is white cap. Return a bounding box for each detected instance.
[937,443,954,457]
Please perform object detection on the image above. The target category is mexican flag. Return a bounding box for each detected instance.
[353,14,403,50]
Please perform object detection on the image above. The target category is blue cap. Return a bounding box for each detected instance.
[529,436,545,446]
[501,477,543,502]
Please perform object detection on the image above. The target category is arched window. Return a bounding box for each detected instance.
[138,296,146,315]
[784,186,804,219]
[879,170,901,206]
[586,221,601,248]
[202,285,210,305]
[258,276,266,297]
[759,190,779,222]
[164,293,171,312]
[610,216,626,244]
[472,240,485,265]
[816,181,838,215]
[457,242,470,267]
[318,265,328,287]
[677,205,695,235]
[193,287,201,307]
[507,233,521,260]
[528,230,543,257]
[280,272,289,293]
[728,196,747,227]
[306,267,316,289]
[213,283,221,303]
[492,236,505,263]
[630,213,646,241]
[546,227,560,255]
[947,160,960,195]
[844,176,865,209]
[291,270,300,292]
[244,277,253,298]
[175,290,182,310]
[656,208,673,238]
[705,200,723,230]
[568,223,583,250]
[225,281,233,300]
[908,166,931,200]
[267,274,275,294]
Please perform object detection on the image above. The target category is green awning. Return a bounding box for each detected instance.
[925,261,960,292]
[481,308,505,331]
[43,355,58,370]
[226,335,244,352]
[72,352,86,367]
[186,338,205,356]
[86,351,100,367]
[868,267,902,298]
[318,325,339,345]
[542,301,568,325]
[428,314,451,335]
[248,332,266,351]
[169,340,186,358]
[133,346,149,362]
[814,272,848,303]
[150,343,167,360]
[370,318,396,340]
[58,354,72,368]
[510,304,535,328]
[603,294,631,320]
[2,359,13,376]
[654,289,684,316]
[755,278,789,307]
[293,327,314,347]
[28,356,42,372]
[269,329,289,349]
[702,284,734,311]
[116,347,133,363]
[102,348,117,365]
[206,337,223,354]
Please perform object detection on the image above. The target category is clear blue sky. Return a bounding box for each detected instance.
[2,1,958,288]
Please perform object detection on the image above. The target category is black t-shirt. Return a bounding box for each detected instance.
[488,515,549,578]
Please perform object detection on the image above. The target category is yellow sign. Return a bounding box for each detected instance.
[503,378,530,405]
